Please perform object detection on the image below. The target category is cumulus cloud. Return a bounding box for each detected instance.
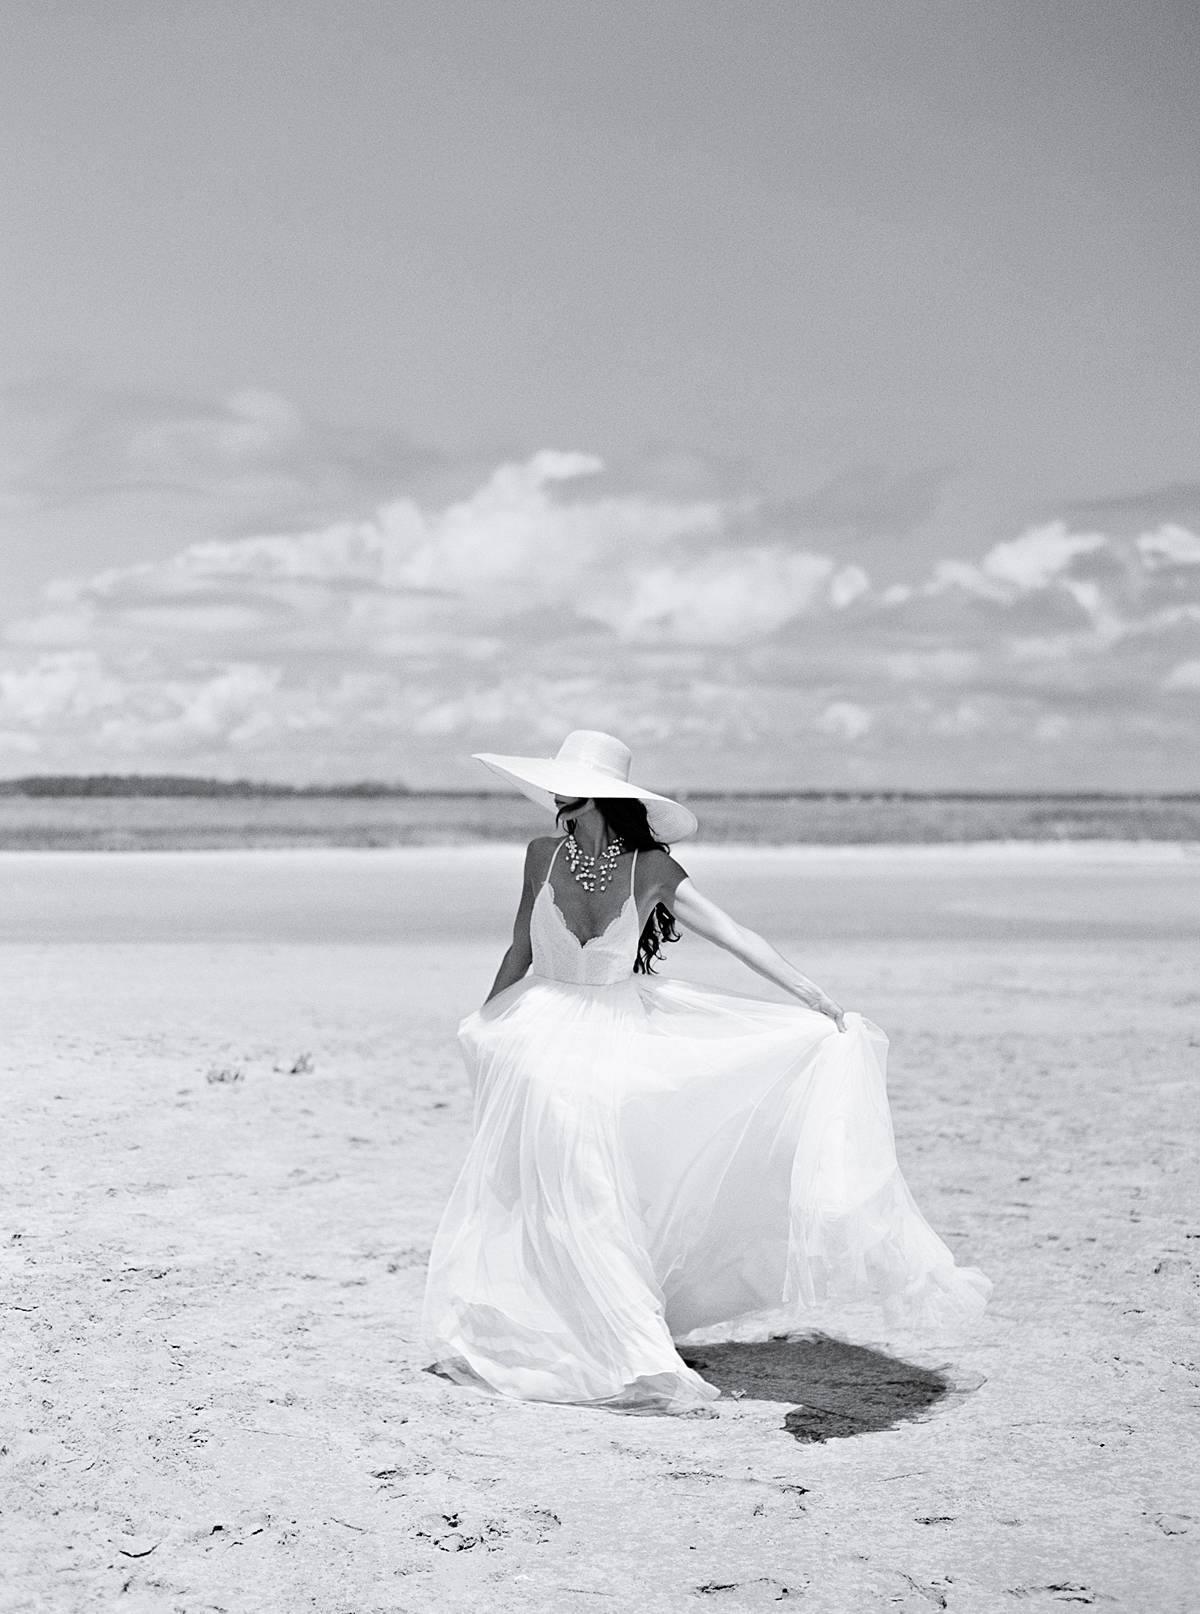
[921,524,1108,604]
[1138,525,1200,569]
[0,653,284,757]
[829,565,870,609]
[5,451,821,656]
[0,380,464,612]
[1,446,1199,786]
[922,558,1012,602]
[592,550,836,645]
[1163,660,1200,691]
[981,523,1107,591]
[0,653,123,729]
[816,701,873,741]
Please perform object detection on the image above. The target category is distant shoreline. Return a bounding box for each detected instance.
[3,839,1194,860]
[2,784,1198,850]
[1,776,1197,802]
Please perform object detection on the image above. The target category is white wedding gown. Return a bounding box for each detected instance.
[422,843,991,1414]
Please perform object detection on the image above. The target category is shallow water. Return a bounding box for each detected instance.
[0,792,1197,850]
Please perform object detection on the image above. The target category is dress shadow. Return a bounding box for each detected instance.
[678,1331,984,1442]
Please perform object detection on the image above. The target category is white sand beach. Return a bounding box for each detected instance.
[2,845,1197,1612]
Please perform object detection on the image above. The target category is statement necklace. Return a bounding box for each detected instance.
[563,832,626,892]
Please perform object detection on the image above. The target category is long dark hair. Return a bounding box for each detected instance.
[553,795,681,975]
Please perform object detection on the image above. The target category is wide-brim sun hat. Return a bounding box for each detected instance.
[472,729,698,843]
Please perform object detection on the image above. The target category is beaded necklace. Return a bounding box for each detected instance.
[563,832,626,893]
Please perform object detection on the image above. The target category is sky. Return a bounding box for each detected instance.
[2,0,1198,789]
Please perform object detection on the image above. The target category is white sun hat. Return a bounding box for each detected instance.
[472,729,698,843]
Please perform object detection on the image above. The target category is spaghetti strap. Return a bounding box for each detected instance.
[630,846,638,901]
[542,837,564,891]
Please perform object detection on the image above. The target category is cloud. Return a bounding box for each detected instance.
[816,701,873,741]
[592,550,836,645]
[125,388,307,472]
[0,652,284,756]
[3,382,444,511]
[5,451,815,655]
[981,523,1107,591]
[395,452,724,609]
[0,379,474,609]
[1,447,1199,786]
[1138,525,1200,569]
[829,565,870,609]
[0,653,123,729]
[924,558,1011,602]
[1163,660,1200,691]
[919,525,1111,612]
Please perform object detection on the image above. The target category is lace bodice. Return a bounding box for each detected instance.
[529,842,641,986]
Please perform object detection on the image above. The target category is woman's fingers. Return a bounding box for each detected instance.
[801,989,846,1029]
[819,994,846,1031]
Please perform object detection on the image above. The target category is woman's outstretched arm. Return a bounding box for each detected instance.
[670,876,846,1030]
[482,838,543,1003]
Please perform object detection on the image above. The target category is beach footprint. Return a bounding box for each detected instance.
[412,1503,561,1553]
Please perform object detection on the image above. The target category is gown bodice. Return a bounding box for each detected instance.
[529,842,641,987]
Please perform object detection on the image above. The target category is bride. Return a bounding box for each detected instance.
[422,730,991,1416]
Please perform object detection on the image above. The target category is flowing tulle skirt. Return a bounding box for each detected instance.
[421,971,991,1414]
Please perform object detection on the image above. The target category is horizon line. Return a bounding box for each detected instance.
[0,773,1197,802]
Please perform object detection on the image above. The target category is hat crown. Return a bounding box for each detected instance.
[554,729,632,783]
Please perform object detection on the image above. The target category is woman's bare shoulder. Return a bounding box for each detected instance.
[639,844,687,869]
[638,845,689,898]
[524,834,561,876]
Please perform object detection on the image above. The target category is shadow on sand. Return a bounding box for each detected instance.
[679,1332,984,1442]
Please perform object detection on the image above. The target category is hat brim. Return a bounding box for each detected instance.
[472,752,698,843]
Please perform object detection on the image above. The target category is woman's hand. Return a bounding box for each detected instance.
[800,987,846,1032]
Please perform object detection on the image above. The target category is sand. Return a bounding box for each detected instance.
[2,844,1196,1613]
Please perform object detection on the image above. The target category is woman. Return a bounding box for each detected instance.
[422,730,991,1416]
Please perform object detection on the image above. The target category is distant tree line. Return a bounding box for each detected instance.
[0,775,1193,801]
[0,775,413,798]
